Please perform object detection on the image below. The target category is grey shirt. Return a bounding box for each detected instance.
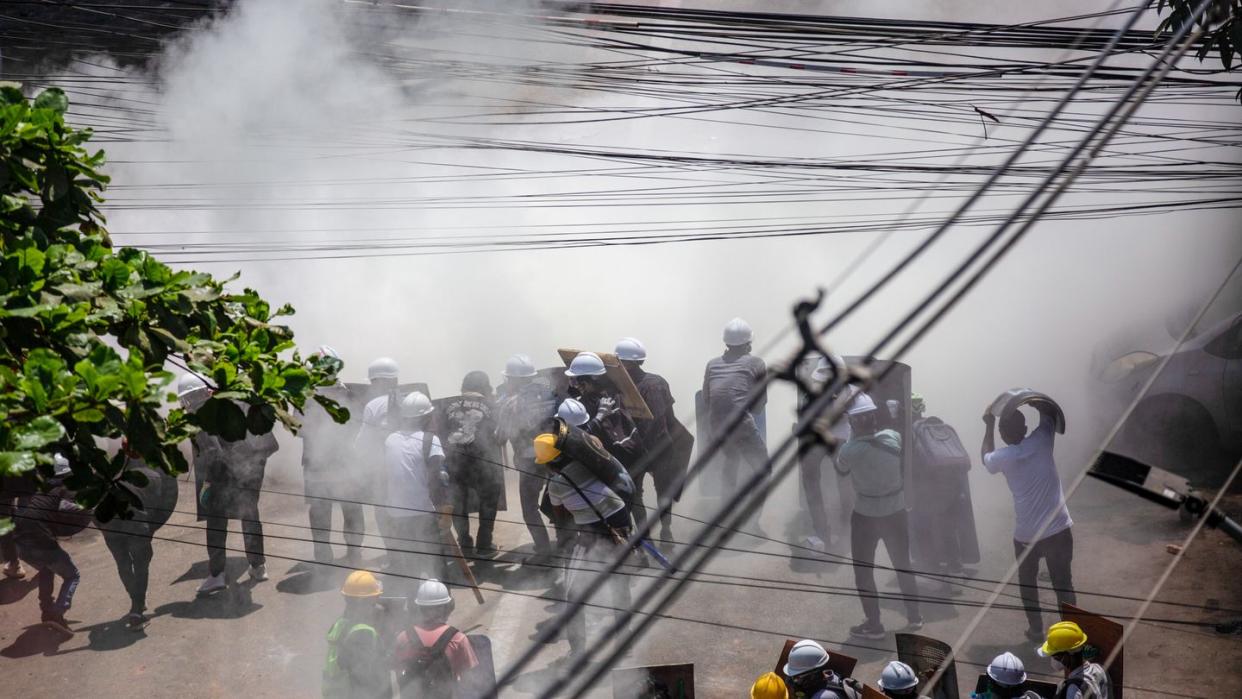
[702,351,767,425]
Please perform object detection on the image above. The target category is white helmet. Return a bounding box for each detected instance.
[557,398,590,427]
[176,373,210,408]
[315,345,340,360]
[723,317,753,346]
[414,578,452,607]
[846,392,877,415]
[614,337,647,361]
[399,391,434,418]
[782,639,829,678]
[565,351,607,377]
[811,354,844,382]
[503,353,538,379]
[367,357,399,381]
[52,453,71,477]
[987,652,1027,687]
[879,661,919,692]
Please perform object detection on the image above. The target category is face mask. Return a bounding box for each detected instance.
[1050,657,1066,673]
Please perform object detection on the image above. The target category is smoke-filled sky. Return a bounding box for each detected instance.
[21,0,1242,475]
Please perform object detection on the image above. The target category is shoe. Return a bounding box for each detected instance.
[42,612,73,636]
[475,542,498,558]
[197,572,227,595]
[3,562,26,579]
[124,613,150,632]
[903,616,925,632]
[248,564,269,582]
[849,620,886,640]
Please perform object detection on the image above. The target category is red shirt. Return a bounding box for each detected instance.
[393,624,478,680]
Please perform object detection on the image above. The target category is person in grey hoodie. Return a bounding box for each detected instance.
[836,393,922,640]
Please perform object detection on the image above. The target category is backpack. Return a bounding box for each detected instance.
[912,417,971,473]
[400,625,459,699]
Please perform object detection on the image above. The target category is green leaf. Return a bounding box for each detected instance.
[12,416,65,450]
[33,88,68,114]
[0,451,38,475]
[246,402,277,436]
[0,518,12,537]
[196,397,247,442]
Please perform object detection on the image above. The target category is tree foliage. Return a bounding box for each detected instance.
[0,86,346,527]
[1158,0,1242,102]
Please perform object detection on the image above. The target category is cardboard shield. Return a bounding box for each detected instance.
[611,662,694,699]
[895,633,959,699]
[774,638,858,681]
[666,416,694,502]
[557,348,653,420]
[1061,603,1125,699]
[988,388,1067,434]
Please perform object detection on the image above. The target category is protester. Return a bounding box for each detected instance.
[301,345,365,565]
[565,352,646,517]
[878,661,927,699]
[12,456,87,636]
[181,373,279,595]
[322,570,389,699]
[616,337,685,542]
[1037,622,1111,699]
[496,353,559,566]
[782,639,853,699]
[443,370,504,558]
[982,403,1075,641]
[384,391,449,593]
[976,652,1042,699]
[394,578,481,698]
[909,393,979,586]
[751,671,789,699]
[702,317,769,528]
[354,357,404,561]
[837,393,922,639]
[533,417,636,656]
[796,355,849,550]
[96,444,178,631]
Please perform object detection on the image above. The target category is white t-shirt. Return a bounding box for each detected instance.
[383,430,444,514]
[983,415,1073,544]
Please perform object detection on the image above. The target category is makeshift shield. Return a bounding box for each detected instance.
[972,674,1057,698]
[611,662,694,699]
[1061,603,1125,699]
[774,638,858,682]
[988,388,1066,434]
[557,348,653,419]
[895,632,959,699]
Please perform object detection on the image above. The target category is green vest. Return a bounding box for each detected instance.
[323,618,378,698]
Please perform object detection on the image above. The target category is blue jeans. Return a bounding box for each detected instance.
[19,539,80,614]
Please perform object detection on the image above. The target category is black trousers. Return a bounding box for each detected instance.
[518,459,552,553]
[102,529,154,614]
[307,498,364,561]
[851,509,920,623]
[17,536,79,615]
[718,416,769,527]
[1013,526,1076,631]
[206,489,265,577]
[798,443,832,544]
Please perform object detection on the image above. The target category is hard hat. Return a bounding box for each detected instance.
[52,453,71,477]
[750,672,788,699]
[723,317,753,346]
[614,337,647,361]
[315,345,340,360]
[782,639,829,678]
[341,570,382,598]
[1037,621,1088,657]
[811,354,845,382]
[533,433,561,465]
[878,661,919,692]
[503,353,538,379]
[847,392,877,415]
[565,351,607,377]
[414,578,453,606]
[911,392,926,415]
[176,373,208,399]
[367,357,399,381]
[399,391,434,418]
[557,398,590,427]
[987,652,1027,687]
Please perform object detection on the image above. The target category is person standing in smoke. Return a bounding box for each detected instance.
[181,374,280,595]
[384,392,449,595]
[702,317,769,531]
[442,371,503,558]
[982,401,1075,642]
[96,441,178,631]
[301,345,365,566]
[353,357,403,565]
[564,352,646,522]
[796,355,851,551]
[496,353,559,566]
[908,393,979,583]
[837,393,922,640]
[615,337,683,542]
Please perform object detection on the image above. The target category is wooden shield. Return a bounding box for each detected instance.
[1061,603,1124,699]
[775,638,858,681]
[895,633,959,699]
[861,685,888,699]
[557,348,653,420]
[611,662,694,698]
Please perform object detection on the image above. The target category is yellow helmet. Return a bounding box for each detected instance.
[341,570,382,598]
[1037,621,1088,657]
[750,672,788,699]
[533,433,561,465]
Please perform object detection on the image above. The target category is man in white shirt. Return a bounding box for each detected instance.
[982,406,1075,641]
[384,392,448,594]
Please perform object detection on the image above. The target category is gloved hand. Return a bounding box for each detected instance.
[595,395,619,421]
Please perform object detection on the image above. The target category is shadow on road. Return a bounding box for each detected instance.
[154,580,263,620]
[0,623,76,658]
[80,618,147,651]
[0,576,38,605]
